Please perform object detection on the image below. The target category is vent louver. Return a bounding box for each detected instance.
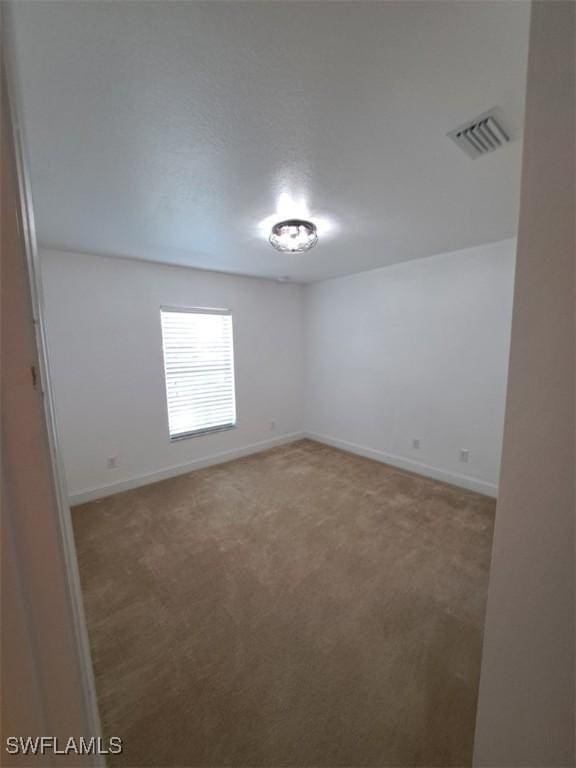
[448,109,510,158]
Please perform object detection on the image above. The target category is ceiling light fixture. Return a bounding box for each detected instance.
[269,219,318,253]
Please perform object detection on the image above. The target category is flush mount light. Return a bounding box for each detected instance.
[269,219,318,253]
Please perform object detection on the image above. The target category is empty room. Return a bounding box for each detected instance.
[2,1,574,767]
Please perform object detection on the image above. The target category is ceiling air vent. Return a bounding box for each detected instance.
[448,108,510,159]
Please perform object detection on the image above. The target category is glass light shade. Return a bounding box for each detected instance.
[269,219,318,252]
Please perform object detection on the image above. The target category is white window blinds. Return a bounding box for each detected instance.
[160,307,236,439]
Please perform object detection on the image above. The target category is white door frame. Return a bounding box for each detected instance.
[2,5,104,761]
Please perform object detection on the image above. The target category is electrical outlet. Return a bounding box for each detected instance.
[412,438,421,450]
[459,449,469,463]
[107,455,118,469]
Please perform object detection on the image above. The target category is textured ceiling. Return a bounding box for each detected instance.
[10,1,530,282]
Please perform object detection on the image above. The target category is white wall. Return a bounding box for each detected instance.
[41,249,305,502]
[304,239,516,496]
[43,240,515,503]
[474,2,575,764]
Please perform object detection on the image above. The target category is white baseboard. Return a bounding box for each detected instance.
[305,431,498,498]
[69,432,305,505]
[70,430,497,505]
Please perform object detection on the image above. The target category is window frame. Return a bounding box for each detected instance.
[160,305,238,442]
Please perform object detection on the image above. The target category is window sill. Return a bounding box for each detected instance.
[170,423,237,442]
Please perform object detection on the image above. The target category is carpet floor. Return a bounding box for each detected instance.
[72,439,495,767]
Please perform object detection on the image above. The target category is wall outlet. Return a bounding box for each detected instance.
[459,449,469,463]
[412,438,421,450]
[107,455,118,469]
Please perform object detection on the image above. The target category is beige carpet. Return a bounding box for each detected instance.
[73,439,495,767]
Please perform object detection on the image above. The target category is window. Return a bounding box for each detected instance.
[160,307,236,439]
